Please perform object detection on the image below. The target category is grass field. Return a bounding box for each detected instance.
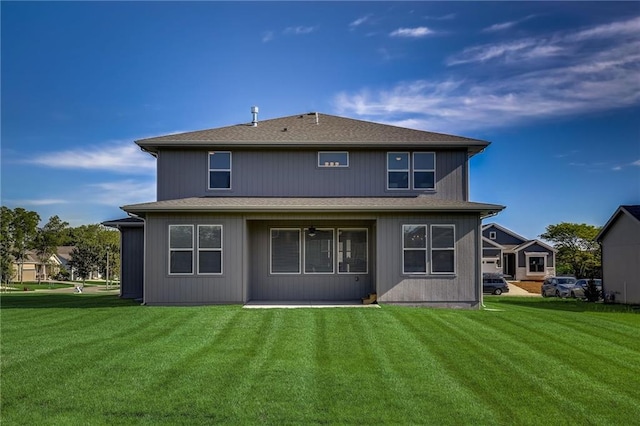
[1,294,639,425]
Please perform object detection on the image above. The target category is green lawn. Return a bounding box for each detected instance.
[1,295,639,425]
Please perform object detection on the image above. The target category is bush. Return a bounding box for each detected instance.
[583,279,601,302]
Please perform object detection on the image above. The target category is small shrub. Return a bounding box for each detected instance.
[583,279,601,302]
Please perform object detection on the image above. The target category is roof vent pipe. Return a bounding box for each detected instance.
[251,106,259,127]
[315,112,319,125]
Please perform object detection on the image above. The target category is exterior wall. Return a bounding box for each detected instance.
[376,213,481,308]
[483,225,526,246]
[157,149,468,201]
[143,213,246,305]
[515,243,555,281]
[248,218,374,301]
[601,213,640,304]
[120,226,144,300]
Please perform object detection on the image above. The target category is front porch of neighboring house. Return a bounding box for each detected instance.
[482,238,555,281]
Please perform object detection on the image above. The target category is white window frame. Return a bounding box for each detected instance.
[337,228,368,274]
[430,224,456,275]
[489,231,497,240]
[387,152,410,190]
[402,224,428,275]
[318,152,349,168]
[168,225,194,275]
[197,225,223,275]
[304,228,335,274]
[412,152,436,190]
[208,151,232,190]
[526,253,546,275]
[270,228,301,275]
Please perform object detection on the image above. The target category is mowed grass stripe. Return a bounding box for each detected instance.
[2,294,639,425]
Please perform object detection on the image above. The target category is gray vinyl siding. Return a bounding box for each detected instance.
[600,213,640,304]
[376,213,481,308]
[157,149,468,201]
[143,213,246,305]
[483,226,526,246]
[517,243,554,267]
[120,226,144,300]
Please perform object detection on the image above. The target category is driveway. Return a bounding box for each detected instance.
[507,282,541,297]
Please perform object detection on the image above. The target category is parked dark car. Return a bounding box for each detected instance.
[483,274,510,295]
[571,279,602,299]
[541,276,577,297]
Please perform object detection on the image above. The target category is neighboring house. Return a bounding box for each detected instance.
[56,246,77,281]
[11,250,62,282]
[108,110,504,308]
[595,205,640,305]
[481,223,556,280]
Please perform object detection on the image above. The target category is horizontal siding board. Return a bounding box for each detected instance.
[157,149,466,200]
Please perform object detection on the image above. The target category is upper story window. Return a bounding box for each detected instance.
[489,231,497,240]
[413,152,435,190]
[387,152,436,190]
[318,152,349,167]
[208,152,231,190]
[387,152,410,189]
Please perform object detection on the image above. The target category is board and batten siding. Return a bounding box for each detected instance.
[119,226,144,300]
[156,149,468,201]
[375,213,481,308]
[143,213,246,305]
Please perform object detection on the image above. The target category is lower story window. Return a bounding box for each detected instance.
[403,225,427,274]
[271,229,301,274]
[169,224,224,275]
[198,225,222,274]
[527,255,545,274]
[431,225,455,274]
[305,229,334,273]
[169,225,194,275]
[338,229,368,273]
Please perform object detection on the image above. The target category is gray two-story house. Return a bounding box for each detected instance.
[111,110,504,308]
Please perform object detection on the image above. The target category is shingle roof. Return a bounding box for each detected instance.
[102,217,144,228]
[123,196,504,217]
[136,112,490,155]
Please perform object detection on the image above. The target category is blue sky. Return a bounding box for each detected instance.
[2,1,639,240]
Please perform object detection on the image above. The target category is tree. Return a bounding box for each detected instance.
[8,208,40,284]
[66,224,120,282]
[69,243,100,283]
[0,207,15,285]
[540,223,602,278]
[32,215,69,283]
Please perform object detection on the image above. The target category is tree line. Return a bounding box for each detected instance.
[0,206,120,285]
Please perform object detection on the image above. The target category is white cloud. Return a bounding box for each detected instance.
[350,15,371,29]
[335,16,640,134]
[390,27,433,38]
[284,26,316,35]
[482,15,537,33]
[424,13,455,21]
[262,31,274,43]
[8,199,68,206]
[86,180,156,206]
[633,159,640,166]
[28,141,156,175]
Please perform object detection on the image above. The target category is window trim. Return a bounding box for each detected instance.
[270,228,302,275]
[197,225,223,275]
[208,151,232,190]
[402,224,428,275]
[526,253,546,275]
[304,228,335,274]
[337,228,368,275]
[387,152,410,190]
[412,152,436,190]
[318,152,349,168]
[430,224,456,275]
[168,224,194,276]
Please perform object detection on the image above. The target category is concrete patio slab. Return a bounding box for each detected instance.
[243,300,380,309]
